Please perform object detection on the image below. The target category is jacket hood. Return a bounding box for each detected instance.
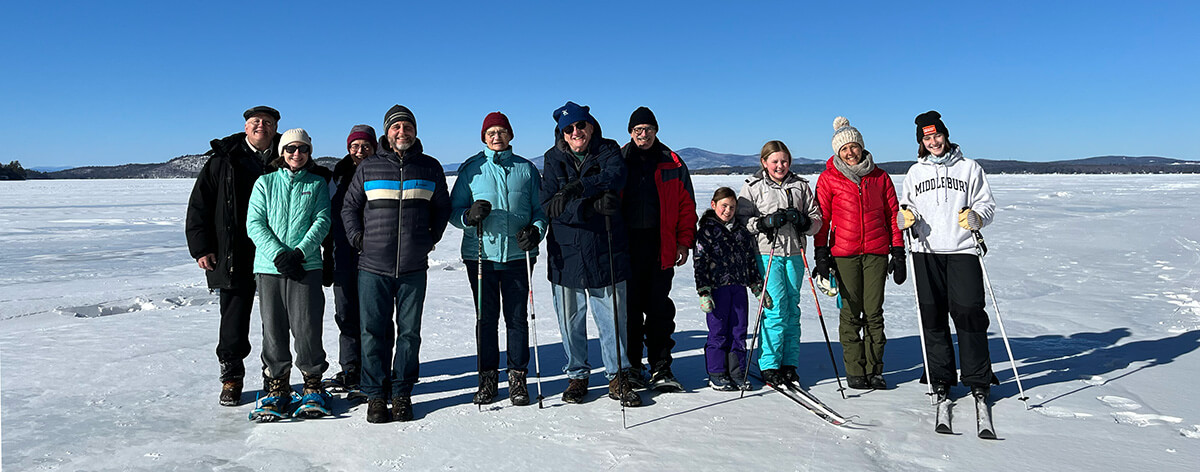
[916,144,964,166]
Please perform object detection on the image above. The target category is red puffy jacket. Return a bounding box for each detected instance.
[814,155,902,257]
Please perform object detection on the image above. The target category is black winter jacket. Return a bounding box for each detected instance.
[693,210,761,291]
[341,138,451,277]
[185,132,278,289]
[330,155,360,284]
[540,125,631,289]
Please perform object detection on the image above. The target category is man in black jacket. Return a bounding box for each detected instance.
[185,105,281,406]
[341,105,451,423]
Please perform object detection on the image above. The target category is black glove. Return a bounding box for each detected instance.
[544,180,583,219]
[516,225,540,252]
[887,246,906,285]
[464,199,492,226]
[756,209,787,232]
[785,208,812,233]
[593,192,620,216]
[350,233,363,251]
[273,248,306,281]
[813,246,833,280]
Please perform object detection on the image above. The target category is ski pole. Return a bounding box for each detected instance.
[476,225,485,412]
[525,251,545,409]
[741,234,779,399]
[968,224,1030,409]
[902,204,936,405]
[603,212,628,429]
[799,246,847,399]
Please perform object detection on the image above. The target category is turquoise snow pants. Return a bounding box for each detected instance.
[756,253,803,371]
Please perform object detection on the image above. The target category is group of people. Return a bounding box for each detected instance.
[185,103,1000,424]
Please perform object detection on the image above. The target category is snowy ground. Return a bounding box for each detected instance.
[2,175,1198,471]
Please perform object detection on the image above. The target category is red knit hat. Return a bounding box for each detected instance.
[481,112,512,143]
[346,124,378,153]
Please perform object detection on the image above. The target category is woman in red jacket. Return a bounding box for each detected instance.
[813,117,905,390]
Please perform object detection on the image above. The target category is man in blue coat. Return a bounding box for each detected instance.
[540,101,641,407]
[341,105,451,423]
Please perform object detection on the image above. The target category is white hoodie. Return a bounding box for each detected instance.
[898,145,995,255]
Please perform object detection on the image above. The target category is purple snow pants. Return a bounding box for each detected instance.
[706,285,750,375]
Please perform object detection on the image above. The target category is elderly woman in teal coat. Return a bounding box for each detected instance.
[450,112,549,407]
[245,128,332,420]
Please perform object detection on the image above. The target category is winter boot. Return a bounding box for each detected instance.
[971,385,990,401]
[562,378,589,404]
[366,398,390,424]
[649,365,684,393]
[391,395,414,422]
[933,382,951,402]
[508,369,530,406]
[608,371,643,407]
[328,367,360,392]
[869,373,888,390]
[761,368,785,387]
[625,367,648,389]
[847,375,870,390]
[294,372,331,419]
[781,365,799,385]
[473,370,499,405]
[220,378,243,406]
[709,372,737,391]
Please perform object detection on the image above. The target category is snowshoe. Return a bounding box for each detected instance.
[649,367,684,393]
[249,392,293,422]
[293,391,332,419]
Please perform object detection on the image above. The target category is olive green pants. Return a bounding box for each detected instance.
[834,254,887,377]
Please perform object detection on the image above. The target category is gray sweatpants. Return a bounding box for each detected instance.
[257,271,329,380]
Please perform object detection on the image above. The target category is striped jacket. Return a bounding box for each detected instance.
[341,138,451,277]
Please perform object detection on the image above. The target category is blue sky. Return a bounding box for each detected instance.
[3,1,1196,168]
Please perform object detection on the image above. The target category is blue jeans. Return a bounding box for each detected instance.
[552,282,630,380]
[358,270,427,399]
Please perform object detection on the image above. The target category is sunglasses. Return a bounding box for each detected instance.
[562,122,588,134]
[283,144,311,154]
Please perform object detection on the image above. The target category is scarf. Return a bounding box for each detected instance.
[832,150,876,184]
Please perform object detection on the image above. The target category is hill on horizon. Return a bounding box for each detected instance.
[13,151,1199,180]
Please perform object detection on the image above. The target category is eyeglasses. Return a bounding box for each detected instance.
[283,144,311,154]
[349,143,373,152]
[485,129,510,138]
[632,126,656,135]
[562,122,588,134]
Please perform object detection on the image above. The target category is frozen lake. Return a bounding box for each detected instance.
[1,174,1198,471]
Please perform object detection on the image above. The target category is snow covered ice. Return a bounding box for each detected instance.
[2,175,1198,471]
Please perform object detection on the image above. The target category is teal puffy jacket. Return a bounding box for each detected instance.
[450,148,548,263]
[247,166,331,275]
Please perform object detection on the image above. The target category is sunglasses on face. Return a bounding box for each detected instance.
[283,144,311,154]
[562,122,588,134]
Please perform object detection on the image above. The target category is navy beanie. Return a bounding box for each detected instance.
[553,101,595,132]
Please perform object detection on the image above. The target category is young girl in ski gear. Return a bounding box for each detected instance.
[245,128,332,420]
[813,117,904,391]
[737,140,823,387]
[899,111,999,399]
[694,187,767,390]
